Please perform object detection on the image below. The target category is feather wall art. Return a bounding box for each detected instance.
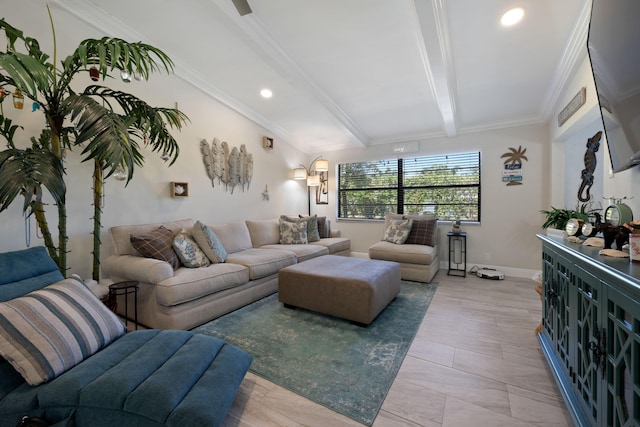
[200,138,253,194]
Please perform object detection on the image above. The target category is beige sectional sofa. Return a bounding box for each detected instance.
[368,213,439,283]
[102,217,349,330]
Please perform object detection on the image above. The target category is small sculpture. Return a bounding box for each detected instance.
[577,131,602,202]
[599,223,630,249]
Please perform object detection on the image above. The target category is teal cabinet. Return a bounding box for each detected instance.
[538,234,640,427]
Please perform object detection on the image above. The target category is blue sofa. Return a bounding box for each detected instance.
[0,247,251,427]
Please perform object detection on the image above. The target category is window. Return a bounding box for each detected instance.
[337,152,481,221]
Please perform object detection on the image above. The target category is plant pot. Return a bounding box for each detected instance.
[545,228,566,239]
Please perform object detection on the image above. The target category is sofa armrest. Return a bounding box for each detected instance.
[331,229,342,238]
[102,255,174,284]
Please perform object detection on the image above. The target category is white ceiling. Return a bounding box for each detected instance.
[12,0,592,154]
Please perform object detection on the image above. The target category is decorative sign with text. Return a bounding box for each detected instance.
[500,146,528,186]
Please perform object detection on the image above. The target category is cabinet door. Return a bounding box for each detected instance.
[554,251,574,376]
[542,248,556,341]
[574,265,602,426]
[604,285,640,426]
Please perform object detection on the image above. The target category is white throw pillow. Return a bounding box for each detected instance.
[173,228,211,268]
[383,219,413,244]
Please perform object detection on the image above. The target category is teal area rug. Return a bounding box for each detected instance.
[193,280,437,426]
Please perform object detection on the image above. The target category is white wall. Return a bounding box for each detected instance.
[550,54,640,226]
[0,4,309,279]
[323,124,549,275]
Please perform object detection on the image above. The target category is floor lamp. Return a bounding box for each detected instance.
[294,157,329,215]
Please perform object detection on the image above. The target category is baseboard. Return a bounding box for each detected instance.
[350,252,539,280]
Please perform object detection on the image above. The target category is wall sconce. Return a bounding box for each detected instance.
[293,156,329,215]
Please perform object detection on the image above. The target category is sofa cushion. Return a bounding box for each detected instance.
[310,237,351,254]
[246,219,280,247]
[31,330,251,427]
[279,220,308,244]
[192,221,227,263]
[383,219,413,244]
[156,263,250,307]
[173,229,211,268]
[226,248,297,280]
[110,219,194,256]
[208,221,253,254]
[0,278,125,386]
[369,240,437,265]
[130,226,181,270]
[405,218,438,246]
[260,244,329,262]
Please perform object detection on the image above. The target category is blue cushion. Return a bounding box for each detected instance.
[0,247,63,302]
[31,330,252,427]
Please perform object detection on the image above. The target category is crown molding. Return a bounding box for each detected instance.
[51,0,292,143]
[540,0,591,123]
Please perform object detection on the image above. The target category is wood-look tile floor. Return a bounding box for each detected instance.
[221,273,573,427]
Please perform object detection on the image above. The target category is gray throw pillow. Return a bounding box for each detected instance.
[297,214,320,242]
[192,220,227,263]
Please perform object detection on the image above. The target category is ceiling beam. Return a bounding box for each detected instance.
[210,0,368,147]
[409,0,459,138]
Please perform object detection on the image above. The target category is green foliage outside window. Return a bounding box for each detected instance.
[338,152,481,221]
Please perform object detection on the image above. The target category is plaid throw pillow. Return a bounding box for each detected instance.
[316,216,331,238]
[405,218,437,246]
[130,225,181,270]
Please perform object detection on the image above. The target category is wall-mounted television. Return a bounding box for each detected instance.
[587,0,640,173]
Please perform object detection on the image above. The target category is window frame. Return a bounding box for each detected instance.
[337,151,481,222]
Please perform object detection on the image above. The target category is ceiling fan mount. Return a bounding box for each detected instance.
[231,0,252,16]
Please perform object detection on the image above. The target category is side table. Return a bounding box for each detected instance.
[108,281,139,330]
[447,232,467,277]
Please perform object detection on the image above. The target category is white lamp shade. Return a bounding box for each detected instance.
[314,159,329,172]
[307,174,321,187]
[293,167,307,180]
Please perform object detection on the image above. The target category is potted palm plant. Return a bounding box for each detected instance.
[0,9,187,280]
[540,203,599,236]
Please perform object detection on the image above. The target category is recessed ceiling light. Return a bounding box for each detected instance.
[501,7,524,26]
[260,88,273,98]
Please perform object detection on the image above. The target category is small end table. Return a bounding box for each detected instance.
[108,281,139,330]
[447,232,467,277]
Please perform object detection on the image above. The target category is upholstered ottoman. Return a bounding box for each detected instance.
[278,255,401,325]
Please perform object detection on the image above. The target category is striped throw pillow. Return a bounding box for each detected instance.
[0,278,125,385]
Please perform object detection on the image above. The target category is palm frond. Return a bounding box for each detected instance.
[0,148,65,214]
[69,37,175,80]
[62,94,135,181]
[81,85,185,165]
